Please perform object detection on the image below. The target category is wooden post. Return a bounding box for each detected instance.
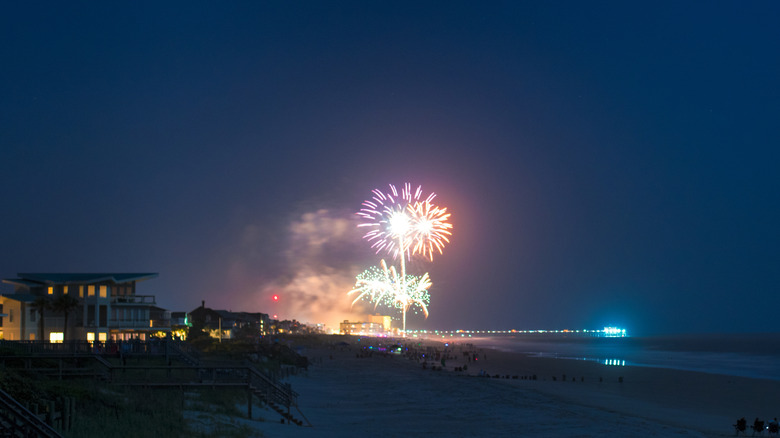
[70,396,76,430]
[63,397,71,431]
[247,388,253,419]
[46,400,54,426]
[246,369,253,419]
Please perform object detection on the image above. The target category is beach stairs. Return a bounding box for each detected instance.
[90,354,114,381]
[166,341,200,367]
[246,365,311,427]
[249,388,309,426]
[0,389,63,438]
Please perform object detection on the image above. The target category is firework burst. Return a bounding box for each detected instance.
[348,259,431,319]
[353,182,451,333]
[356,183,437,259]
[407,200,452,262]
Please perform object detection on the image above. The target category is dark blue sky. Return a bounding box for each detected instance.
[2,2,779,335]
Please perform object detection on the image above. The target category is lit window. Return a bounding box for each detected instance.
[99,285,107,298]
[88,286,95,297]
[87,332,95,342]
[63,285,69,295]
[50,332,64,343]
[98,332,107,342]
[48,287,53,295]
[79,286,84,298]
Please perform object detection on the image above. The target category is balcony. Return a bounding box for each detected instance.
[42,316,65,329]
[108,319,171,330]
[110,295,156,305]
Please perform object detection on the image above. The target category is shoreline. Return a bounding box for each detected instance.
[414,336,780,431]
[256,335,779,437]
[428,333,780,381]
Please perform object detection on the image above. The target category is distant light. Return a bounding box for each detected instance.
[603,327,627,337]
[272,294,279,302]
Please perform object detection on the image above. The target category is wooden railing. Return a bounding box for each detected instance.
[0,340,309,427]
[0,340,184,358]
[0,388,63,438]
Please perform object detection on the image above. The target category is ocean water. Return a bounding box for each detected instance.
[469,333,780,381]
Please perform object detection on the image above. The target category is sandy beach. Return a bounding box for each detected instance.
[249,336,779,437]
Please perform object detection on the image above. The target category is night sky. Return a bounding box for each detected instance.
[2,2,779,335]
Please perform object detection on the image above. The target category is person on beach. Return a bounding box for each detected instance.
[768,418,778,435]
[752,417,765,434]
[735,417,747,435]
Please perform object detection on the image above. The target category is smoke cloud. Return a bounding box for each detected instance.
[257,209,370,330]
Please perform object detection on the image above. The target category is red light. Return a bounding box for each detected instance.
[272,294,279,302]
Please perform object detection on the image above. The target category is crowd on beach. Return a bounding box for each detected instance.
[734,416,779,435]
[401,341,484,371]
[395,340,595,382]
[342,337,615,382]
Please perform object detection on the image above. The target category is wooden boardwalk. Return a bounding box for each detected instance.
[0,340,310,431]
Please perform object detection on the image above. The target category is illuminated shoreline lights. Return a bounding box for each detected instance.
[401,327,630,338]
[350,183,452,333]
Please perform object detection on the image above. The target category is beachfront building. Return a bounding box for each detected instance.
[340,320,385,336]
[274,319,305,334]
[0,273,170,342]
[339,313,394,336]
[367,314,392,331]
[188,302,269,340]
[170,311,191,340]
[224,311,269,337]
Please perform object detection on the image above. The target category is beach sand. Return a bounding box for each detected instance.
[252,337,779,437]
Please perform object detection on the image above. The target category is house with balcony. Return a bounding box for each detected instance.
[0,273,170,342]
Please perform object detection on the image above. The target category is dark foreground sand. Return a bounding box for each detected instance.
[251,337,779,437]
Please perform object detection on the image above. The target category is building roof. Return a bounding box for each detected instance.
[215,310,237,320]
[1,293,39,303]
[3,273,158,288]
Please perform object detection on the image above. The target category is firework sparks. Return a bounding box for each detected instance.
[348,261,396,308]
[356,183,437,260]
[408,201,452,261]
[348,260,431,319]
